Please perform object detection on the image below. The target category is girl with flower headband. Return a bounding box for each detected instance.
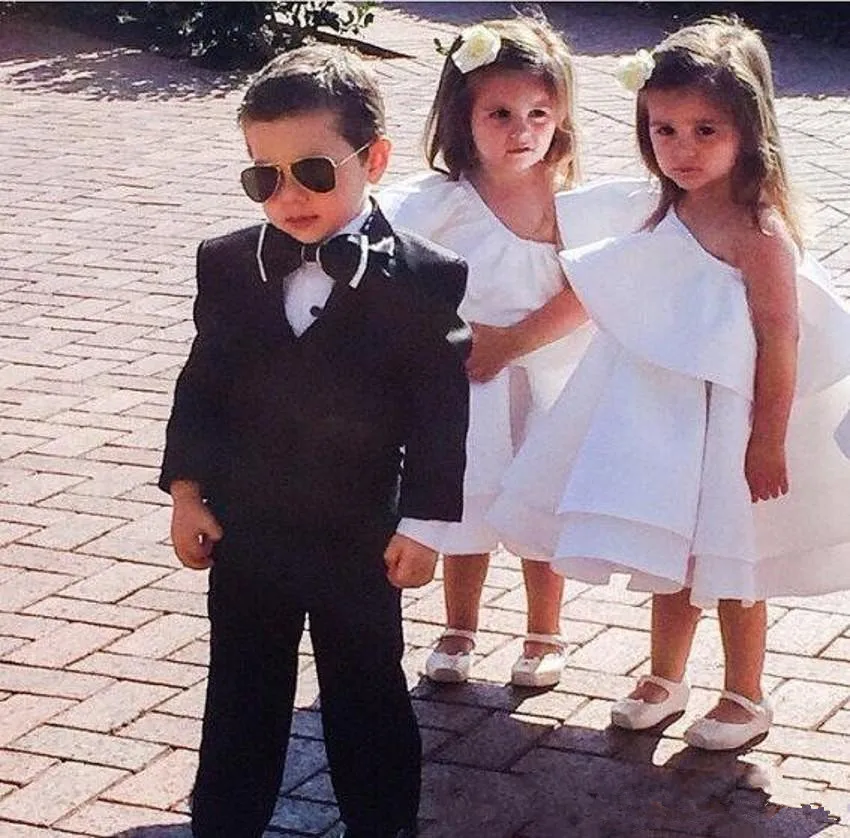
[381,14,654,688]
[489,16,850,749]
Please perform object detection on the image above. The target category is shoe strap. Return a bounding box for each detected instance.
[638,673,688,693]
[524,632,565,648]
[441,628,476,643]
[720,690,768,718]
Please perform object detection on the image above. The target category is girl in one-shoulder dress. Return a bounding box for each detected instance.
[489,16,850,749]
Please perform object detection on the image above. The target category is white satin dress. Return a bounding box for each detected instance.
[488,210,850,606]
[379,174,656,556]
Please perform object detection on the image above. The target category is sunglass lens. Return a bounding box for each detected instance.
[291,157,336,193]
[241,166,279,203]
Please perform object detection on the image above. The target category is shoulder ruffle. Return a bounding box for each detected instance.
[560,211,850,401]
[378,172,478,244]
[560,214,756,397]
[556,178,657,248]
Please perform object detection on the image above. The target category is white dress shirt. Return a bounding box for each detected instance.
[283,205,371,337]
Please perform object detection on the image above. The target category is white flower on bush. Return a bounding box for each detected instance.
[451,25,501,74]
[616,49,655,92]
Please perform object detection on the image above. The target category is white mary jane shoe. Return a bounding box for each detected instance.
[611,674,690,730]
[425,628,476,683]
[510,633,566,688]
[684,690,773,751]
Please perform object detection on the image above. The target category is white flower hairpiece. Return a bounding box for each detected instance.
[451,25,502,75]
[615,49,655,93]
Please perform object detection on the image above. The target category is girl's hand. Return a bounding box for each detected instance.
[744,436,789,502]
[466,322,517,382]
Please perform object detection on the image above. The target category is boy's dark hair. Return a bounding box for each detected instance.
[238,45,385,151]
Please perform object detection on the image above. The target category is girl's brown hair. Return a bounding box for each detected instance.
[425,14,580,189]
[637,16,802,246]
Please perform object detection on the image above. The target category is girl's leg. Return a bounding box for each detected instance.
[631,588,701,702]
[707,599,767,722]
[434,552,490,654]
[521,558,564,656]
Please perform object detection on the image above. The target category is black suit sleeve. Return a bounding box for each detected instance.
[159,241,232,495]
[398,256,471,522]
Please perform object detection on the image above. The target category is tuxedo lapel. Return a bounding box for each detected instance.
[250,225,297,342]
[249,201,400,340]
[318,202,397,318]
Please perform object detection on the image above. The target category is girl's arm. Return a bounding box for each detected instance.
[739,216,799,502]
[466,285,587,382]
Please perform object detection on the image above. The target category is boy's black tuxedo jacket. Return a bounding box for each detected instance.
[160,207,470,534]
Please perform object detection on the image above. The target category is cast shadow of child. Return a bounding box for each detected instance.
[109,686,842,838]
[408,677,842,838]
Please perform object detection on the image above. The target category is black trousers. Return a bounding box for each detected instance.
[190,522,421,838]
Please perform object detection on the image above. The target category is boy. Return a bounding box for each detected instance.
[159,46,470,838]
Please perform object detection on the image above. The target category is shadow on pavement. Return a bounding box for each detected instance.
[3,3,848,102]
[411,680,842,837]
[105,684,842,837]
[0,12,245,101]
[392,1,850,97]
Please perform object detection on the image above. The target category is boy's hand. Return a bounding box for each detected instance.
[745,435,789,502]
[169,481,223,570]
[466,323,516,382]
[384,533,438,588]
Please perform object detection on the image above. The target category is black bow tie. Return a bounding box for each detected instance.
[257,204,395,288]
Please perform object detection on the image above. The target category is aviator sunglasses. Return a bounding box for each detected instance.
[240,142,372,203]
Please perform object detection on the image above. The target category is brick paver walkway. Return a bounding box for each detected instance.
[1,4,849,836]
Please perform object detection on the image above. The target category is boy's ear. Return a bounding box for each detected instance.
[366,136,392,184]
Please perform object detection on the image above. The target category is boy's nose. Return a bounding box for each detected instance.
[268,173,309,204]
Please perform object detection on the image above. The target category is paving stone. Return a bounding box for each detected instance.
[566,626,649,675]
[0,662,112,700]
[268,796,339,835]
[4,623,125,668]
[23,596,157,630]
[49,681,178,733]
[780,756,850,790]
[770,679,850,729]
[0,825,81,838]
[70,651,205,688]
[0,749,56,784]
[767,609,850,656]
[822,637,850,663]
[57,562,166,605]
[154,682,206,720]
[433,710,556,770]
[0,760,127,826]
[0,613,67,641]
[21,512,124,551]
[12,724,167,772]
[0,695,75,748]
[103,748,196,809]
[0,571,75,611]
[765,651,850,687]
[0,544,112,577]
[104,613,207,659]
[118,712,202,751]
[55,800,189,836]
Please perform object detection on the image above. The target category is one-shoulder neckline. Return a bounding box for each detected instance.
[666,209,741,276]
